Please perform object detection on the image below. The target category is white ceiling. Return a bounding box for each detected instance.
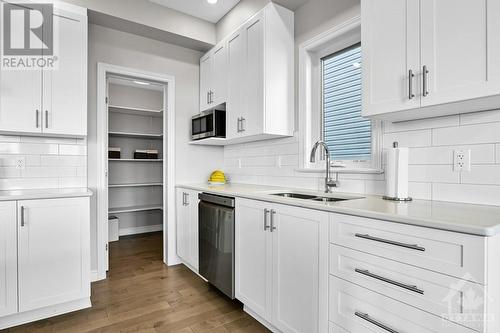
[149,0,242,23]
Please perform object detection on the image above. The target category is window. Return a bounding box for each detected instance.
[321,43,372,162]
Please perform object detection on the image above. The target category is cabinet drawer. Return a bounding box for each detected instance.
[329,276,475,333]
[330,213,486,283]
[330,245,484,332]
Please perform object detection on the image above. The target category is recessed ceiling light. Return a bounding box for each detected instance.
[207,0,218,4]
[133,80,150,86]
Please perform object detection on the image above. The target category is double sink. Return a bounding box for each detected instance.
[271,192,364,203]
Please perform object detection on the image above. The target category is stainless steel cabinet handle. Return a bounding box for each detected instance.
[240,117,246,132]
[45,110,49,128]
[207,92,210,104]
[210,91,214,104]
[408,69,415,100]
[422,65,429,97]
[270,209,276,232]
[355,268,424,294]
[21,206,26,227]
[355,312,399,333]
[355,233,426,252]
[237,117,241,133]
[35,110,40,128]
[264,209,270,231]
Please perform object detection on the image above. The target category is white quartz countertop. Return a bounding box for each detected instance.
[177,183,500,237]
[0,187,93,201]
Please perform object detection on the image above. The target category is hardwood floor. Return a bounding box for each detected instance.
[7,232,269,333]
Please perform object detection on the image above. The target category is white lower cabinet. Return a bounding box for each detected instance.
[0,197,91,330]
[329,277,474,333]
[17,198,90,312]
[235,198,329,333]
[176,188,199,271]
[0,202,17,318]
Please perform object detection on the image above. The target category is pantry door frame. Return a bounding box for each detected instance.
[96,63,177,281]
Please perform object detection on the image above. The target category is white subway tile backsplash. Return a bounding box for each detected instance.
[433,183,500,206]
[59,144,87,155]
[384,116,459,133]
[409,144,495,165]
[0,135,87,191]
[41,155,87,167]
[0,135,20,143]
[241,156,276,167]
[496,144,500,163]
[383,130,432,148]
[0,143,58,155]
[432,122,500,146]
[408,165,459,183]
[461,165,500,185]
[460,109,500,125]
[408,182,432,200]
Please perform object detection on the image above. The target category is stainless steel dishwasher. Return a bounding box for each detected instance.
[198,192,235,299]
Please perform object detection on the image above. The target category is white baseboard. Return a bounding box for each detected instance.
[0,298,91,330]
[243,306,281,333]
[119,224,163,236]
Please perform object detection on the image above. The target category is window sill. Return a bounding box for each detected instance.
[295,167,384,175]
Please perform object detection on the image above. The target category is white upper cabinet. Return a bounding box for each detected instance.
[42,7,87,136]
[17,197,90,312]
[0,3,87,137]
[198,3,294,144]
[362,0,500,121]
[361,0,420,115]
[199,41,227,111]
[0,202,17,318]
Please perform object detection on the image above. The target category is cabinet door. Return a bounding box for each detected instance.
[420,0,500,107]
[227,29,246,139]
[0,3,42,134]
[0,202,17,317]
[43,9,87,136]
[188,190,199,271]
[176,188,191,263]
[243,13,265,137]
[17,197,90,312]
[271,204,329,333]
[361,0,420,117]
[199,54,212,111]
[235,198,272,321]
[212,42,227,106]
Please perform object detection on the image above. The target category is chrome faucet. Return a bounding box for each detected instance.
[310,141,339,193]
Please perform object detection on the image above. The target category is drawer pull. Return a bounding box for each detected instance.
[355,233,426,252]
[355,312,400,333]
[355,268,424,295]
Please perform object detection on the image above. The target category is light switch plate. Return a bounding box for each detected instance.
[453,149,471,172]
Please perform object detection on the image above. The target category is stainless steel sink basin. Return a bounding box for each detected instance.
[311,197,348,202]
[271,192,363,202]
[272,193,317,200]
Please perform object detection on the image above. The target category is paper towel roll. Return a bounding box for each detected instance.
[384,142,411,201]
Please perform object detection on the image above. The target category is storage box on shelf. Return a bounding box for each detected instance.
[192,2,294,146]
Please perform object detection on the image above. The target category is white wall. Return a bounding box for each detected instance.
[88,24,223,271]
[221,0,500,207]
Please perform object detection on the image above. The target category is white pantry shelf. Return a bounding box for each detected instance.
[109,183,163,188]
[108,159,163,162]
[108,105,163,118]
[109,131,163,139]
[108,205,163,214]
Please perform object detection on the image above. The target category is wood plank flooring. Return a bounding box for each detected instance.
[7,232,269,333]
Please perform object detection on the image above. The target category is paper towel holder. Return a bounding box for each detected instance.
[383,141,413,202]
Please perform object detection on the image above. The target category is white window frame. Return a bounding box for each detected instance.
[297,16,383,174]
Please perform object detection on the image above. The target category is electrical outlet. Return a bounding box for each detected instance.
[15,157,26,170]
[453,149,471,172]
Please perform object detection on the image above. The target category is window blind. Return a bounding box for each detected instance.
[322,44,371,161]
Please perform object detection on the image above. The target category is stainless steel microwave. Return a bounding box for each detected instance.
[191,109,226,140]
